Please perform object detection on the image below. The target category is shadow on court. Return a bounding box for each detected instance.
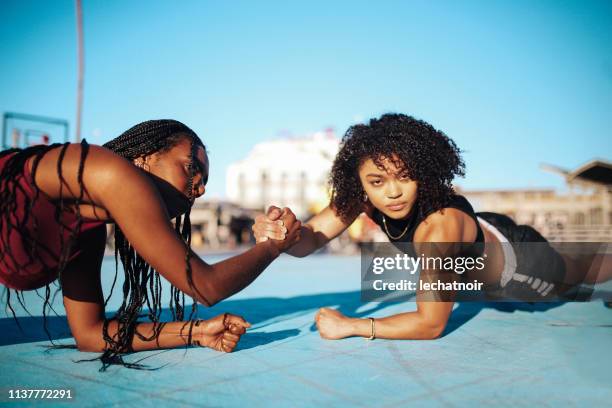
[4,288,602,347]
[442,286,612,336]
[0,315,73,346]
[442,301,566,336]
[1,290,400,347]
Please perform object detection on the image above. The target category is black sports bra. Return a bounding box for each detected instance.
[370,194,485,245]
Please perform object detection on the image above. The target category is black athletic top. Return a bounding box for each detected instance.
[370,194,485,245]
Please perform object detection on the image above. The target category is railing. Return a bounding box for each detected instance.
[541,225,612,242]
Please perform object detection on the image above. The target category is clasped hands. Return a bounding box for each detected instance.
[196,206,355,354]
[252,205,357,340]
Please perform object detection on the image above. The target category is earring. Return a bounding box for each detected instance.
[363,193,368,202]
[135,159,150,171]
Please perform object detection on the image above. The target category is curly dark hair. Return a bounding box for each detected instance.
[330,113,465,223]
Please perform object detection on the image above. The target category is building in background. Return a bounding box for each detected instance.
[226,129,339,219]
[461,160,612,242]
[178,158,611,252]
[189,200,258,249]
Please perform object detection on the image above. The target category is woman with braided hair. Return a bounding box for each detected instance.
[0,119,300,370]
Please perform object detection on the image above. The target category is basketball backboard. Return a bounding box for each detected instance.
[2,112,69,150]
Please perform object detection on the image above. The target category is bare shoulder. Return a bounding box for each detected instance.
[30,143,135,202]
[414,207,475,242]
[30,143,128,176]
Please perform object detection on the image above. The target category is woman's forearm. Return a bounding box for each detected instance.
[285,225,326,258]
[192,240,280,306]
[82,320,197,352]
[349,311,447,340]
[87,153,281,307]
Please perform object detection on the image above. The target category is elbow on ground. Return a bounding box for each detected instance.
[423,322,446,340]
[74,335,104,353]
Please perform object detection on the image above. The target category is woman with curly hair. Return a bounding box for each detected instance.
[253,113,609,341]
[0,119,300,370]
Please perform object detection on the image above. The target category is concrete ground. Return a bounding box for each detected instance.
[0,254,610,407]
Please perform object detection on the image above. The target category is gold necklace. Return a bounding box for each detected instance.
[382,215,410,240]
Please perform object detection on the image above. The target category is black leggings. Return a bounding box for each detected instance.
[477,212,568,301]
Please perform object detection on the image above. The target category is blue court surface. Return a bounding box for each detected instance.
[0,253,610,407]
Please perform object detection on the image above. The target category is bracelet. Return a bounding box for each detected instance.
[366,317,376,340]
[190,320,203,347]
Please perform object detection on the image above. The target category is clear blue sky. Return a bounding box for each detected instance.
[1,0,611,198]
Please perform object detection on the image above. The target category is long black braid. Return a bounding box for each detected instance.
[1,141,90,348]
[95,119,205,370]
[1,119,205,371]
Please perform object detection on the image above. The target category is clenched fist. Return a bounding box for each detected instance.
[190,313,250,352]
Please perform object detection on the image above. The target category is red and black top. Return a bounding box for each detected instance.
[0,152,106,290]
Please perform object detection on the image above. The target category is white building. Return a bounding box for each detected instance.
[226,130,339,218]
